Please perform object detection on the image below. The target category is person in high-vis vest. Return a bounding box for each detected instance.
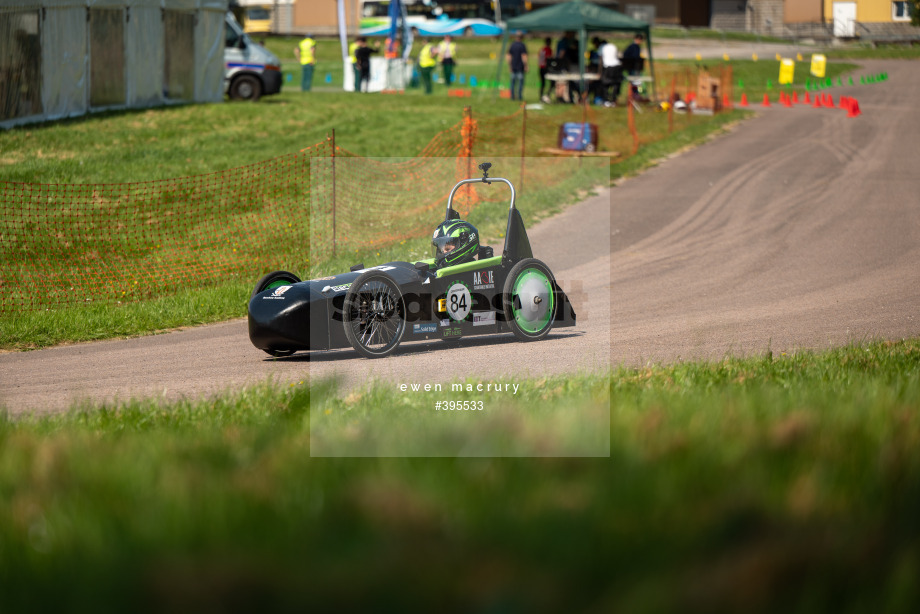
[438,35,456,86]
[294,35,316,92]
[348,39,360,92]
[418,38,438,95]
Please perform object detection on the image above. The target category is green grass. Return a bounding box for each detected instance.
[0,68,736,350]
[1,36,898,350]
[2,339,919,610]
[824,45,920,60]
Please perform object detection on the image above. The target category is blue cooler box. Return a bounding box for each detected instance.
[558,122,598,152]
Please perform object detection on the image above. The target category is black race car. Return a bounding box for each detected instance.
[248,163,576,358]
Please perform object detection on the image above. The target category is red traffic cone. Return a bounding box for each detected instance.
[782,92,792,107]
[825,94,835,108]
[813,94,822,108]
[847,98,861,118]
[762,93,771,107]
[740,92,749,107]
[804,92,810,104]
[723,93,732,109]
[792,91,799,104]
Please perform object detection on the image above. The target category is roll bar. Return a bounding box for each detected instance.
[445,162,516,220]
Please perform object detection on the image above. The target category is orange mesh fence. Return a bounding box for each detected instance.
[2,94,697,315]
[1,142,323,314]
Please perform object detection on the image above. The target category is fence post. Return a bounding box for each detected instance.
[668,75,675,133]
[628,95,639,155]
[331,129,336,257]
[463,105,473,201]
[520,102,526,193]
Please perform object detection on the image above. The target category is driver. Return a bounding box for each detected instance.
[432,220,479,268]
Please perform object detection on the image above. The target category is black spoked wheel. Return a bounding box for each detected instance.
[251,270,301,357]
[343,272,407,359]
[502,258,556,342]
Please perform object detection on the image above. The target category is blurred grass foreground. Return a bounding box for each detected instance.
[1,339,919,611]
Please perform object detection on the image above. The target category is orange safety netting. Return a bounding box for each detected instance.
[1,102,630,315]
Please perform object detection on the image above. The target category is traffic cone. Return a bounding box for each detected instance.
[782,92,792,107]
[792,91,799,104]
[723,93,732,109]
[804,92,810,104]
[825,94,834,108]
[740,92,749,107]
[813,94,821,108]
[848,98,861,118]
[762,93,771,107]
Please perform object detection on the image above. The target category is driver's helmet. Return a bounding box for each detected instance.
[432,220,479,268]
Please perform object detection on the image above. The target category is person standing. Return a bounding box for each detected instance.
[538,37,553,102]
[599,39,622,106]
[294,34,316,92]
[354,38,380,93]
[418,37,438,94]
[438,35,456,86]
[555,30,579,103]
[623,32,644,75]
[507,32,528,101]
[348,38,360,92]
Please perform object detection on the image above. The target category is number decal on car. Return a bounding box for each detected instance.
[445,281,472,322]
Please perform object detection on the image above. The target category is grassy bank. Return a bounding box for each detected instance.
[2,339,919,610]
[0,38,881,350]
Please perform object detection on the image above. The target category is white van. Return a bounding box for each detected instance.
[225,12,282,101]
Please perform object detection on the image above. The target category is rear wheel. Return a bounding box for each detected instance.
[502,259,556,342]
[251,271,301,357]
[230,74,262,101]
[343,272,407,359]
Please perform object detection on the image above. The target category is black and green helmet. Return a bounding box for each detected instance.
[432,220,479,268]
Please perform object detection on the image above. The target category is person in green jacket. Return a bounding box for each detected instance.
[294,35,316,92]
[418,37,438,95]
[348,39,360,92]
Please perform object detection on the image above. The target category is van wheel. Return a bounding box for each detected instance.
[230,75,262,101]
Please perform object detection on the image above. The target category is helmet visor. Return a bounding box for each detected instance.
[433,235,459,259]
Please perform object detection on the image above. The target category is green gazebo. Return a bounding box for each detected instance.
[497,0,654,99]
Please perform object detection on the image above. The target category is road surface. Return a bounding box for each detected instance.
[2,59,918,415]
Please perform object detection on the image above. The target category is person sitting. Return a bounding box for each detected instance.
[432,220,479,268]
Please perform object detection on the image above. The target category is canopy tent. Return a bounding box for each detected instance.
[497,0,654,100]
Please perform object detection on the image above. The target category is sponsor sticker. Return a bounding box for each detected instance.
[413,323,438,334]
[473,269,495,290]
[329,283,352,292]
[262,285,291,300]
[443,327,462,338]
[472,311,496,327]
[440,319,450,327]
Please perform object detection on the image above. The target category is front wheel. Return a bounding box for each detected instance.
[251,270,301,300]
[343,272,407,359]
[251,271,301,357]
[502,259,556,342]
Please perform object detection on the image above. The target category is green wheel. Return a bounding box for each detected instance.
[251,270,301,300]
[251,271,301,357]
[502,258,556,342]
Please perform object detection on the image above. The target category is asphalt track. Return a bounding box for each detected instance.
[2,59,919,415]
